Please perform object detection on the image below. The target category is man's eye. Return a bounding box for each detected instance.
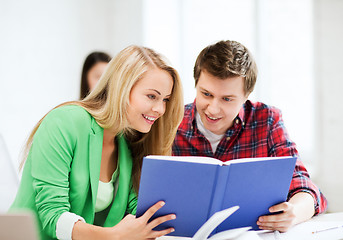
[223,97,231,102]
[203,92,211,97]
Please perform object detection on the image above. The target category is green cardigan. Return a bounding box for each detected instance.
[10,105,137,240]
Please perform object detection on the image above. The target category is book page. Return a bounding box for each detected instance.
[145,155,223,165]
[193,206,240,240]
[208,227,254,240]
[222,156,294,165]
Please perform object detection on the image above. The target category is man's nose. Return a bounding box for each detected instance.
[207,99,220,115]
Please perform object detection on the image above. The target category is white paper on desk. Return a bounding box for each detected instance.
[294,221,343,240]
[258,221,343,240]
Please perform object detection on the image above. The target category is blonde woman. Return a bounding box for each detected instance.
[10,45,184,240]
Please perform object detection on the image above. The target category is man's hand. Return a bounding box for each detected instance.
[257,201,296,232]
[257,192,315,232]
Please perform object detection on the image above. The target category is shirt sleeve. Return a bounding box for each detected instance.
[56,212,85,240]
[267,108,328,215]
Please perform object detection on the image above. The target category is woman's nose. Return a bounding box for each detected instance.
[152,101,165,115]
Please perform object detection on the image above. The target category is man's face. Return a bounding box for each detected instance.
[195,70,248,135]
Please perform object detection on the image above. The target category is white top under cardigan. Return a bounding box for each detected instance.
[56,168,119,240]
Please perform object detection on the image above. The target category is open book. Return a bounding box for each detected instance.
[136,155,296,237]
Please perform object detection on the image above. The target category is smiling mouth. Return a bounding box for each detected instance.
[206,114,221,121]
[143,114,157,122]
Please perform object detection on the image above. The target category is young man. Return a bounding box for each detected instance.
[173,40,327,232]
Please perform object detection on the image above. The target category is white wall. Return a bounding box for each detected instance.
[1,0,343,213]
[0,0,143,170]
[314,0,343,212]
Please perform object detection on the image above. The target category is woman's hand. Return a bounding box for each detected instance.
[72,201,175,240]
[257,192,315,232]
[110,201,176,240]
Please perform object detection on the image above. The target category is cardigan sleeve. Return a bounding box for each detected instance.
[126,186,138,215]
[30,109,77,238]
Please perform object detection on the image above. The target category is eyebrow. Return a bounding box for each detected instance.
[148,89,172,97]
[149,89,161,95]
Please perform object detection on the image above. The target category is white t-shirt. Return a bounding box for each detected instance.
[196,111,224,154]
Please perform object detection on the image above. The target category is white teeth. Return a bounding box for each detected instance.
[143,115,156,121]
[208,116,219,120]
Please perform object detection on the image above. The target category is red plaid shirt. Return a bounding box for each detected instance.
[173,100,327,214]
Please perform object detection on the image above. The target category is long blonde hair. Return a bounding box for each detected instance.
[21,45,184,192]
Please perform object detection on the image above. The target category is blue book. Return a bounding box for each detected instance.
[136,155,296,237]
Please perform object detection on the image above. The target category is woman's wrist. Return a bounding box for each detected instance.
[72,221,121,240]
[106,226,121,240]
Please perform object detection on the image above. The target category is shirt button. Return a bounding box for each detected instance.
[235,119,239,124]
[226,136,230,141]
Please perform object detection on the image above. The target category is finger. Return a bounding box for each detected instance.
[258,220,288,227]
[258,224,290,232]
[257,218,292,230]
[141,201,165,222]
[259,211,288,223]
[269,202,291,213]
[258,222,287,229]
[149,228,175,239]
[148,214,176,229]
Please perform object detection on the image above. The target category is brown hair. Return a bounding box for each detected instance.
[193,40,258,96]
[80,51,112,99]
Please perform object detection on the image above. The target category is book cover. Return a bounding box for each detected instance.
[136,155,296,237]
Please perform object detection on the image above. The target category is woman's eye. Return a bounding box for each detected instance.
[163,98,170,102]
[147,94,156,100]
[223,97,231,102]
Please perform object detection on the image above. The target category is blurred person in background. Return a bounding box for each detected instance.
[80,51,112,99]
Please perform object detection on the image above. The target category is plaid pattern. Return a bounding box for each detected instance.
[173,100,327,214]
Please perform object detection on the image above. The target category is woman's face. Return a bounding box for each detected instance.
[87,62,108,91]
[127,67,173,133]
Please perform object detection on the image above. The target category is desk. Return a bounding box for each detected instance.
[158,212,343,240]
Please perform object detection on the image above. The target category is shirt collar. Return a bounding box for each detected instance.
[237,102,247,126]
[189,99,198,133]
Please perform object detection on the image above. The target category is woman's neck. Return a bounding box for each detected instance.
[103,129,116,146]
